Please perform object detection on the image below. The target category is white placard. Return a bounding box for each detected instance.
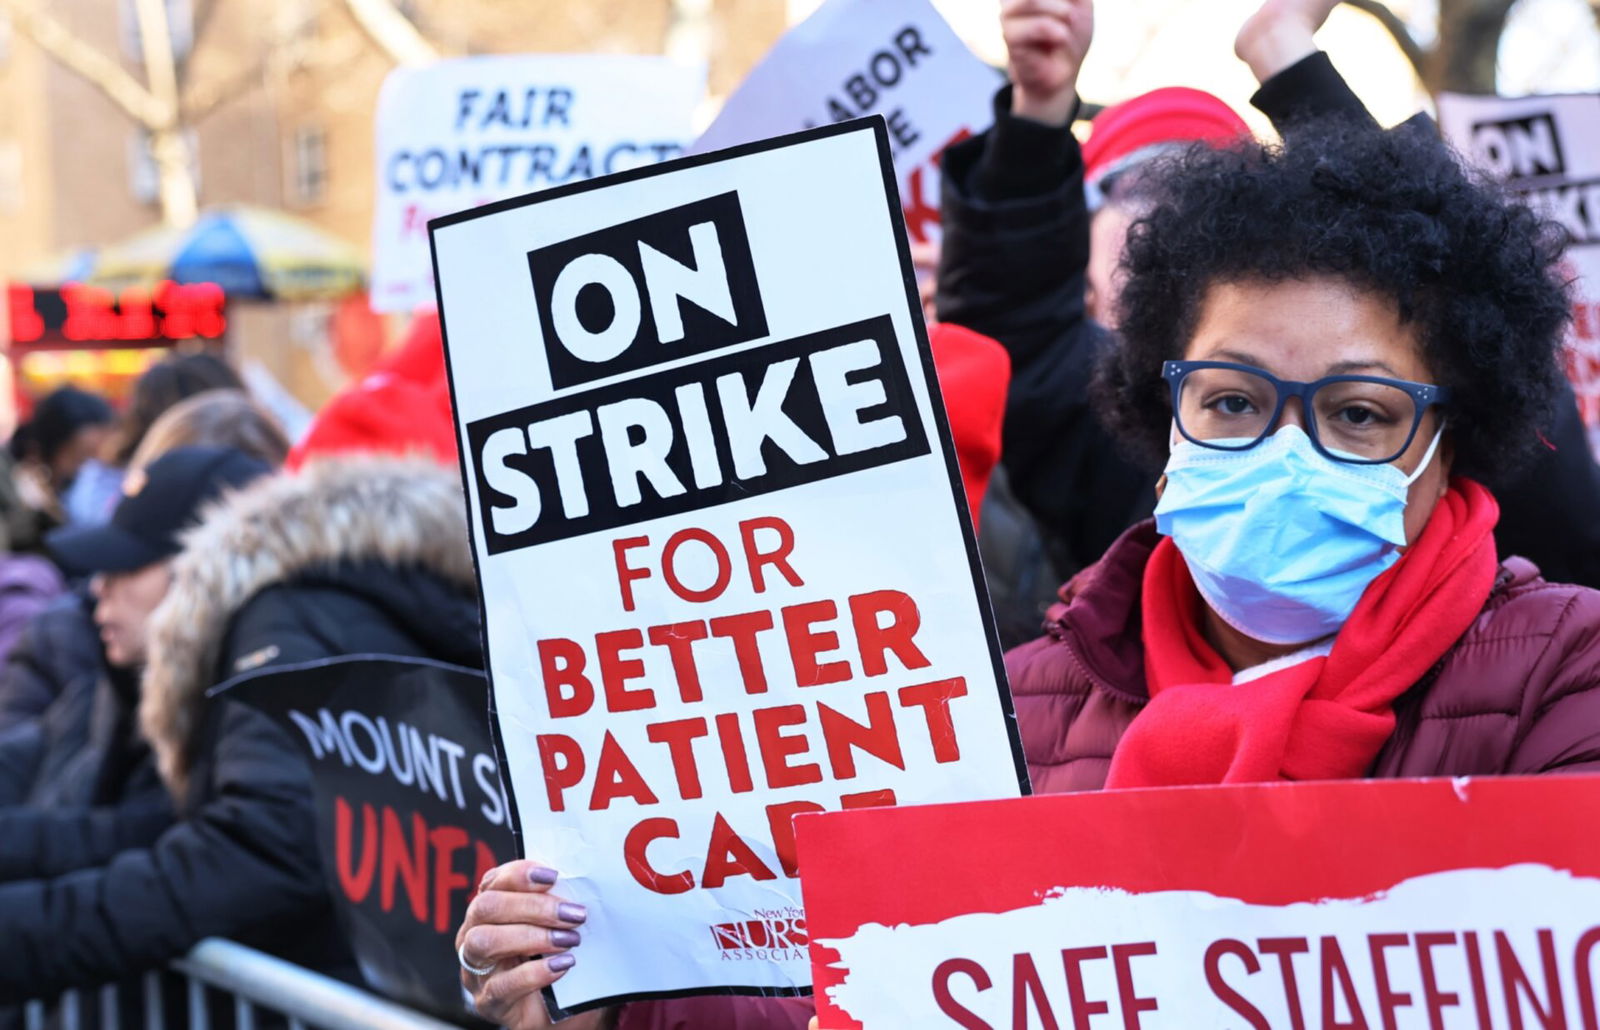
[372,55,703,313]
[690,0,1001,248]
[430,120,1026,1015]
[1438,92,1600,459]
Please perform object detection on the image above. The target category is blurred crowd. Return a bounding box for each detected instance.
[1,0,1598,1028]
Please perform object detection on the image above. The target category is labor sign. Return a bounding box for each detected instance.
[797,775,1600,1029]
[430,119,1026,1015]
[1438,92,1600,460]
[371,54,703,314]
[690,0,1000,247]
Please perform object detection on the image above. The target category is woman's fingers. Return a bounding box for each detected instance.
[470,954,578,1024]
[479,859,563,895]
[457,859,588,957]
[461,922,582,970]
[464,885,588,938]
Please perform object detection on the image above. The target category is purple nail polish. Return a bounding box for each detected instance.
[528,865,559,886]
[551,929,581,948]
[548,953,576,972]
[558,902,588,924]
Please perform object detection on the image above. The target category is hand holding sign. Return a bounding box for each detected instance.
[434,121,1026,1013]
[458,859,595,1029]
[1003,0,1094,126]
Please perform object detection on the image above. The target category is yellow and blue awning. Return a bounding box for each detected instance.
[89,205,364,301]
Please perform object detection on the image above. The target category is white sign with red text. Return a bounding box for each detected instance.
[797,775,1600,1029]
[690,0,1001,247]
[1439,92,1600,459]
[430,120,1025,1016]
[372,55,703,313]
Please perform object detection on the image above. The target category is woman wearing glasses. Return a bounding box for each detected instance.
[1007,115,1600,793]
[456,120,1598,1030]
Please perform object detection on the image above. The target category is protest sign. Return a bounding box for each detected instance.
[797,775,1600,1029]
[371,55,704,313]
[430,118,1027,1014]
[690,0,1000,247]
[220,656,514,1017]
[1439,92,1600,459]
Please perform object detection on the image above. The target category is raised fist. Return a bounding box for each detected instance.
[1002,0,1094,127]
[1235,0,1342,83]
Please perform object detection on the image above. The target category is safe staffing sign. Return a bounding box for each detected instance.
[796,775,1600,1029]
[430,119,1027,1015]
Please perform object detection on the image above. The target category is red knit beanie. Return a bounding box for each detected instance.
[927,322,1009,530]
[287,313,459,471]
[1082,86,1249,202]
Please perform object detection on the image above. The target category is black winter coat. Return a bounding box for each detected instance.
[0,590,163,812]
[937,53,1600,586]
[0,459,482,1003]
[0,589,103,730]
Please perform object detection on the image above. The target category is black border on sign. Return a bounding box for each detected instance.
[428,115,1031,1021]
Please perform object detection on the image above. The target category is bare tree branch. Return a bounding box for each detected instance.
[134,0,181,114]
[1342,0,1429,79]
[179,52,269,122]
[0,0,165,126]
[182,0,226,83]
[340,0,439,66]
[179,5,327,123]
[190,0,224,53]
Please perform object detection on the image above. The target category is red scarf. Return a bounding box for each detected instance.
[1105,479,1500,788]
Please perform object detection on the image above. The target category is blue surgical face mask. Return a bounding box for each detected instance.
[1153,424,1443,646]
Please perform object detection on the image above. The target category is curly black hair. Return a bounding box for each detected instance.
[1093,117,1571,486]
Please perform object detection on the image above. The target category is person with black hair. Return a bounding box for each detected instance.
[10,386,115,528]
[451,6,1600,1027]
[937,0,1600,588]
[112,352,241,468]
[991,0,1600,795]
[58,352,245,528]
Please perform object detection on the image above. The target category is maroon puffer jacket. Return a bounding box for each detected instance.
[1011,521,1600,792]
[615,521,1600,1028]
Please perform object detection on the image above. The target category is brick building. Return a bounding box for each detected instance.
[0,0,786,409]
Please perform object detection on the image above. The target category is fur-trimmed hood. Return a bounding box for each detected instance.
[140,455,476,796]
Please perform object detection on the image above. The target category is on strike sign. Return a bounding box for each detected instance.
[797,776,1600,1029]
[430,119,1027,1014]
[1438,92,1600,460]
[690,0,1001,247]
[372,55,703,313]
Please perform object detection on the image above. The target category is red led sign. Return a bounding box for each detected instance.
[7,281,227,346]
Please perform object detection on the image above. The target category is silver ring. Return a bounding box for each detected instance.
[458,942,496,977]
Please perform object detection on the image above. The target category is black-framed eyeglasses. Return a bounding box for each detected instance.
[1161,360,1451,466]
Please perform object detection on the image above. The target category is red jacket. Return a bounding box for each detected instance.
[618,520,1600,1028]
[1010,521,1600,792]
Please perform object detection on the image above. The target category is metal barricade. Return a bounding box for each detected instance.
[21,940,462,1030]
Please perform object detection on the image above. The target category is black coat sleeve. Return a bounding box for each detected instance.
[0,720,44,806]
[0,702,327,1002]
[0,798,173,881]
[1250,51,1375,130]
[0,597,93,730]
[937,86,1155,574]
[1491,378,1600,587]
